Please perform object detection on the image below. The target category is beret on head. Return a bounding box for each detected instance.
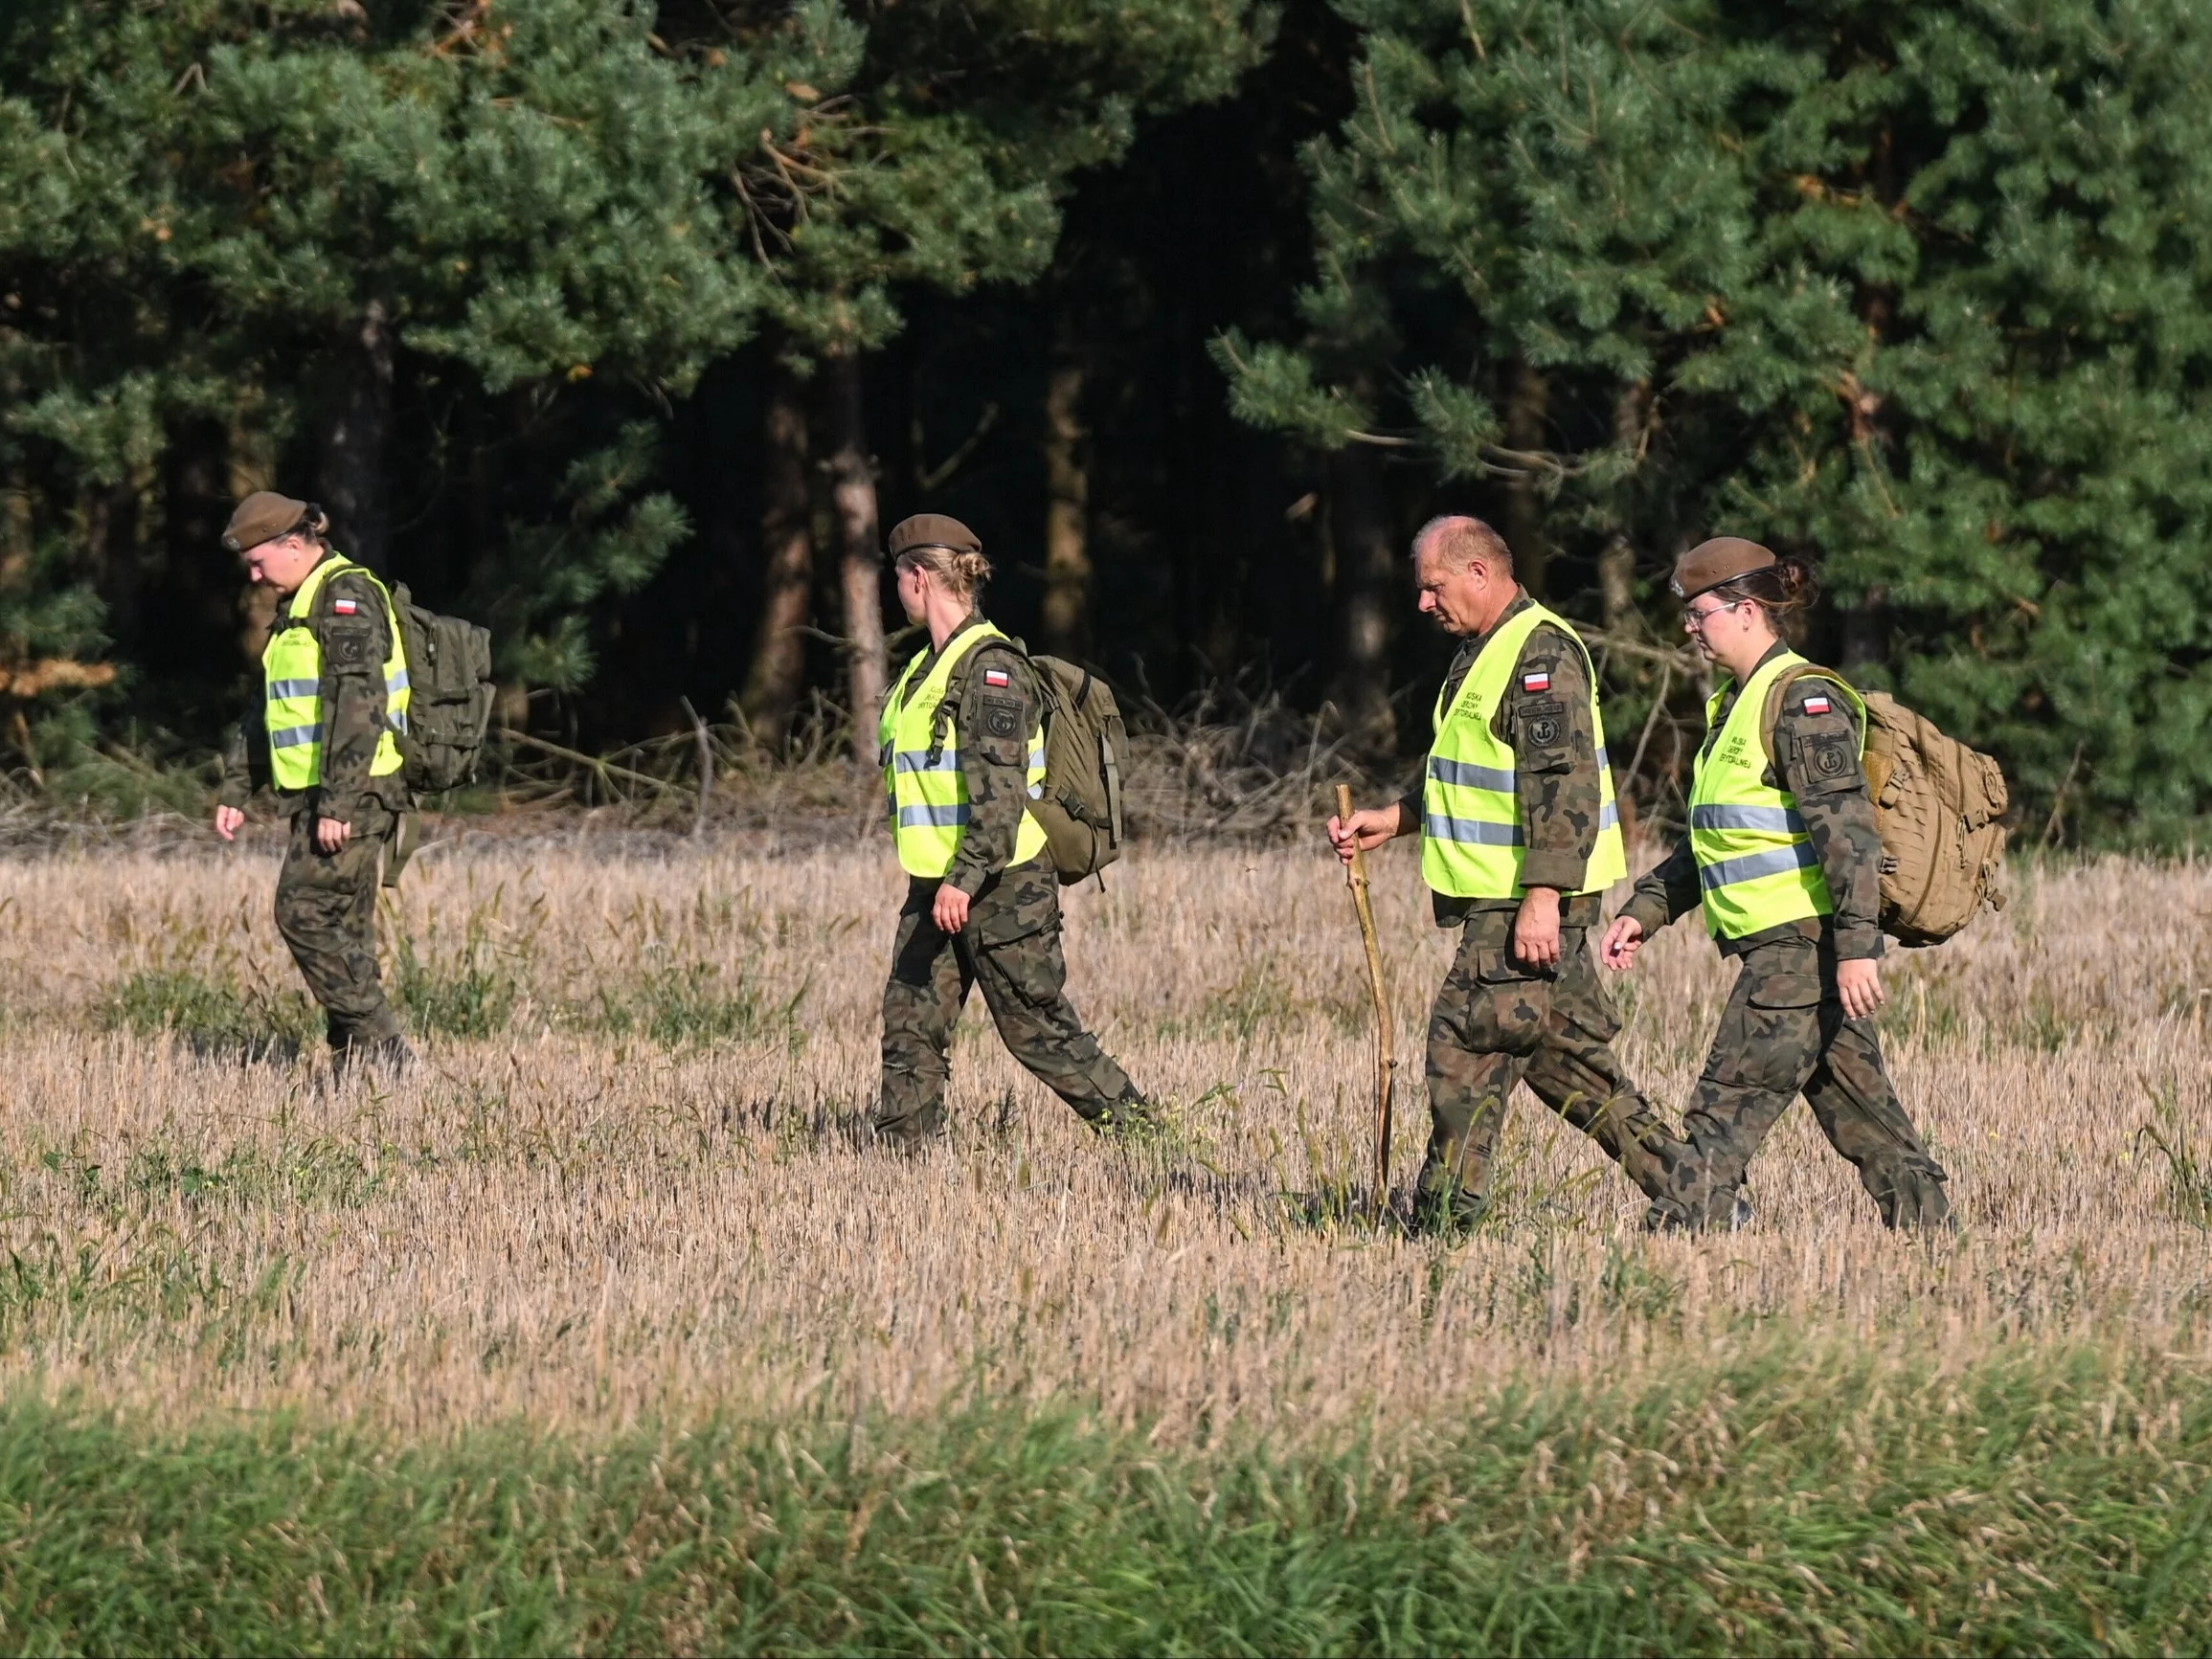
[222,491,310,553]
[1671,536,1777,600]
[888,513,982,560]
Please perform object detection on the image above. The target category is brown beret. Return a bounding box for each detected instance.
[1671,536,1777,600]
[222,491,310,553]
[888,513,981,560]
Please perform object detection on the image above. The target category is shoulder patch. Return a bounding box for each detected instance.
[1521,668,1551,694]
[1810,737,1850,776]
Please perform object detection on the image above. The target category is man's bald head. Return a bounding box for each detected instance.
[1411,515,1519,638]
[1413,515,1513,576]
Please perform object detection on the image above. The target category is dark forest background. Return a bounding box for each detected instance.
[7,0,2212,842]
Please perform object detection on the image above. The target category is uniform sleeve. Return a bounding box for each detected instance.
[215,712,260,810]
[945,645,1043,896]
[313,571,394,827]
[1775,676,1885,961]
[1621,838,1702,938]
[1501,624,1600,892]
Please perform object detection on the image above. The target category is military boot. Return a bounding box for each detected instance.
[1646,1186,1752,1233]
[1874,1157,1955,1232]
[330,1022,415,1083]
[1091,1091,1162,1140]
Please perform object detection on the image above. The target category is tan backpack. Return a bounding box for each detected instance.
[1760,666,2009,946]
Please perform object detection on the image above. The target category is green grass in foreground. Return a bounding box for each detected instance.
[0,1339,2207,1656]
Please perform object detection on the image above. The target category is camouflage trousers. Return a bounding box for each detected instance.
[275,803,405,1055]
[1421,925,1696,1225]
[876,858,1142,1146]
[1666,935,1951,1230]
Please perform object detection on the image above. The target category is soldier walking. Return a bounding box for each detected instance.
[212,493,416,1074]
[873,514,1151,1146]
[1329,516,1695,1231]
[1599,538,1952,1230]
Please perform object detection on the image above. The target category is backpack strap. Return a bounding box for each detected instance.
[1757,661,1858,765]
[929,634,1030,763]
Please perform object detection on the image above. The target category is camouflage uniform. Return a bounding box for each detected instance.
[1620,641,1951,1229]
[876,615,1146,1145]
[219,555,413,1064]
[1396,593,1697,1228]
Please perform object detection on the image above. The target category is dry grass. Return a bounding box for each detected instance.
[0,830,2205,1445]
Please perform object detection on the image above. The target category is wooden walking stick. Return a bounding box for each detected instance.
[1335,784,1395,1221]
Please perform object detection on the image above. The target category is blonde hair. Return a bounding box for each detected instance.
[897,545,993,601]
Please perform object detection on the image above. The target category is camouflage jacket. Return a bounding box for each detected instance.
[1621,640,1884,961]
[216,557,409,826]
[1396,591,1608,938]
[900,613,1043,897]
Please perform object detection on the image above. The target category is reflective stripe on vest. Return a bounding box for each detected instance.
[877,623,1050,879]
[260,556,411,792]
[1685,650,1863,938]
[1419,602,1628,899]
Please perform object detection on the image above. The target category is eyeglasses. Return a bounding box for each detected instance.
[1681,598,1743,632]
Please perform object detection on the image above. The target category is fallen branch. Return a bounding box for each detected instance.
[0,659,118,697]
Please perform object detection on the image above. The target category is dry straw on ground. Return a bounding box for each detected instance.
[0,832,2204,1443]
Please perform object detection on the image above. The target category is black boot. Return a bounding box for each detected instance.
[1092,1091,1161,1137]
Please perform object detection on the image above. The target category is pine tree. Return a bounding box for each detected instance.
[734,0,1271,758]
[1,0,847,708]
[1220,0,2212,842]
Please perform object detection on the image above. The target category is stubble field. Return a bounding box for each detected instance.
[0,828,2207,1652]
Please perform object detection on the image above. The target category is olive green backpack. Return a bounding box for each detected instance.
[941,640,1128,886]
[387,585,496,793]
[1758,664,2008,946]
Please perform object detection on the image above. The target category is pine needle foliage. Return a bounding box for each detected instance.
[1220,0,2212,843]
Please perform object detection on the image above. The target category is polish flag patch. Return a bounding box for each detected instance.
[1522,671,1550,692]
[1801,693,1832,714]
[982,668,1010,688]
[331,598,358,615]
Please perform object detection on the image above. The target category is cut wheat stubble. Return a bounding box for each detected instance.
[0,840,2201,1441]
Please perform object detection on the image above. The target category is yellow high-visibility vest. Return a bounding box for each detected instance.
[262,555,410,793]
[878,623,1049,879]
[1687,649,1864,938]
[1420,601,1627,899]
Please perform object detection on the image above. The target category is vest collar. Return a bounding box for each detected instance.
[903,611,989,707]
[1704,638,1794,751]
[284,550,354,620]
[1470,587,1532,651]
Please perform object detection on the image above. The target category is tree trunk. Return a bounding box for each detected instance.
[1328,431,1396,750]
[82,479,142,655]
[741,349,814,748]
[1041,351,1092,659]
[161,417,240,676]
[1841,590,1890,673]
[318,296,395,570]
[823,347,886,763]
[1599,379,1650,632]
[1501,355,1550,597]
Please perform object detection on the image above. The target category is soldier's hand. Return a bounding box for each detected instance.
[932,881,972,934]
[213,804,244,842]
[315,816,352,854]
[1837,957,1885,1020]
[1327,806,1403,865]
[1600,914,1644,972]
[1513,886,1562,970]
